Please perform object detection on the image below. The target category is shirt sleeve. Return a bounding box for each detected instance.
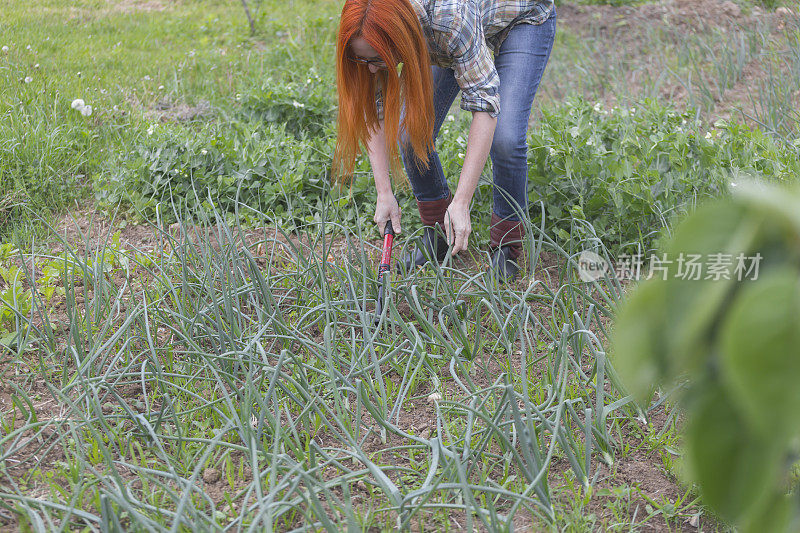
[375,83,385,122]
[446,2,500,118]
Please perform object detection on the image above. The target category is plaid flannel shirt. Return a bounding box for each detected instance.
[376,0,554,120]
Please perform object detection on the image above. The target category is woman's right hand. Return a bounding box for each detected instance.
[374,192,402,236]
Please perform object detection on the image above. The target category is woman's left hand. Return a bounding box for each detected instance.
[444,199,472,255]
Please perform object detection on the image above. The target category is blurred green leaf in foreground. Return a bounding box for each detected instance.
[612,178,800,532]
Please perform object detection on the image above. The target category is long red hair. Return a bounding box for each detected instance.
[333,0,434,184]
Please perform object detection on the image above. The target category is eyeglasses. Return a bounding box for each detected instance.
[349,55,388,69]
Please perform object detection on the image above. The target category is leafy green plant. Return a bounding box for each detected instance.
[612,179,800,531]
[0,263,32,345]
[237,75,334,137]
[527,98,800,254]
[97,119,364,230]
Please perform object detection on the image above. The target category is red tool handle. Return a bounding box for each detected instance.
[375,220,394,324]
[378,220,394,274]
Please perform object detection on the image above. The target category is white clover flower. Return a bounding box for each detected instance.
[1,45,9,53]
[549,147,557,156]
[569,126,580,138]
[147,124,156,136]
[427,392,442,403]
[201,149,208,155]
[593,102,603,112]
[292,100,305,109]
[81,105,92,116]
[24,76,32,83]
[71,98,85,109]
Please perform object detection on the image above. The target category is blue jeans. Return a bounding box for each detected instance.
[401,8,556,222]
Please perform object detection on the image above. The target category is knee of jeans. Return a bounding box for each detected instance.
[491,130,526,161]
[492,205,521,223]
[400,132,420,162]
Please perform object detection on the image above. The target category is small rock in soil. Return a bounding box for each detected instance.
[203,467,221,484]
[720,1,740,17]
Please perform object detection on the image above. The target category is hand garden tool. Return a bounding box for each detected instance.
[375,220,394,324]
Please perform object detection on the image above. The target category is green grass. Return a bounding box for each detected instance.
[0,0,342,240]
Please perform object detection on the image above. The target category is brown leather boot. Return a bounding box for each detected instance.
[417,192,454,227]
[401,193,453,273]
[489,213,524,282]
